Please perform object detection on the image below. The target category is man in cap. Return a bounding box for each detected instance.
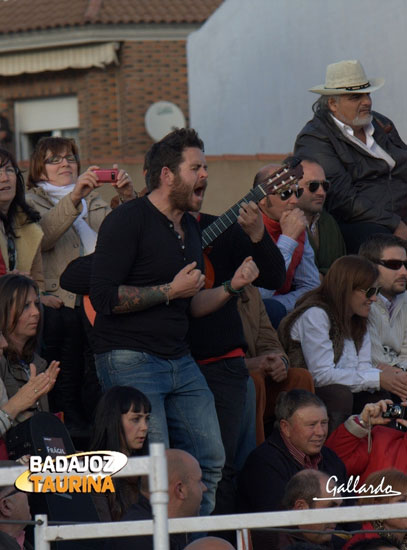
[294,59,407,253]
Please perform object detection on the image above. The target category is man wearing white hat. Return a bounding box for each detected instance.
[294,59,407,253]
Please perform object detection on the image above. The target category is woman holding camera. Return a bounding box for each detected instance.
[279,255,392,433]
[26,137,136,435]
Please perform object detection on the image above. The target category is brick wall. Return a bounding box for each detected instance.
[0,39,189,164]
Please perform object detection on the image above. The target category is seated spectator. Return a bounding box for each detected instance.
[294,59,407,253]
[359,234,407,400]
[278,256,393,432]
[26,136,136,435]
[254,161,320,325]
[107,449,206,550]
[237,390,346,514]
[0,274,59,426]
[343,469,407,550]
[90,385,151,520]
[252,470,342,550]
[0,480,31,550]
[294,158,346,277]
[326,399,407,482]
[237,284,314,444]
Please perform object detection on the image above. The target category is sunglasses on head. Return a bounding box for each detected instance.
[375,259,407,271]
[359,286,382,299]
[305,180,330,193]
[279,187,304,201]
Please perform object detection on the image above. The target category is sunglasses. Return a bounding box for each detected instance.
[305,180,330,193]
[375,259,407,271]
[279,187,304,201]
[359,286,382,299]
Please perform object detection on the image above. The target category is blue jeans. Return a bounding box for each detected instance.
[95,350,225,516]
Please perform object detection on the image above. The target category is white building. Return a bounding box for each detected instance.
[188,0,407,155]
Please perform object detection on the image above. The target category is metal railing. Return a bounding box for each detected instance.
[1,445,407,550]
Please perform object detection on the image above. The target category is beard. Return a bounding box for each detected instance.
[168,174,193,212]
[352,112,373,127]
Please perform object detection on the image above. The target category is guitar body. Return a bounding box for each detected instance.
[203,247,215,288]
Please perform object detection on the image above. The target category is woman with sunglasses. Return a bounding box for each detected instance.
[26,137,136,436]
[279,255,391,433]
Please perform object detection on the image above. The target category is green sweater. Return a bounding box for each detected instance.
[308,209,346,275]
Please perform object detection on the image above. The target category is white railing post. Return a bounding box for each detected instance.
[34,514,50,550]
[148,442,169,550]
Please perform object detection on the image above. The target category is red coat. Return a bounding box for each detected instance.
[326,416,407,483]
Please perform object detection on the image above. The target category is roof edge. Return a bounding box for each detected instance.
[0,23,200,54]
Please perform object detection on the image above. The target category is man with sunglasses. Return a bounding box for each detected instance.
[295,60,407,254]
[359,234,407,401]
[254,162,320,324]
[295,159,346,277]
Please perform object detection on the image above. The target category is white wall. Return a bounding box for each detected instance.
[188,0,407,155]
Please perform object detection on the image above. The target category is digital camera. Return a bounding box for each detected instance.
[382,404,407,430]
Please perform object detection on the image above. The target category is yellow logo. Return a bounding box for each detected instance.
[15,451,128,493]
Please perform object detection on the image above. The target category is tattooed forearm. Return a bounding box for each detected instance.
[113,284,171,314]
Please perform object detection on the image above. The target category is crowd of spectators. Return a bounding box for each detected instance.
[1,57,407,549]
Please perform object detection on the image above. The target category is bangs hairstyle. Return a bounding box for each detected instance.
[297,255,378,347]
[0,148,40,235]
[358,469,407,504]
[0,274,40,363]
[147,128,204,191]
[90,385,151,456]
[27,137,80,189]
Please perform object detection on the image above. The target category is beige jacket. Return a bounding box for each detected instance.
[26,187,111,308]
[0,209,45,292]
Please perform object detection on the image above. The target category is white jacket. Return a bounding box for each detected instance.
[368,293,407,368]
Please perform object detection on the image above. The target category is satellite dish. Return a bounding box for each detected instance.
[145,101,186,142]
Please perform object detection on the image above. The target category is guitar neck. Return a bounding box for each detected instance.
[201,185,266,249]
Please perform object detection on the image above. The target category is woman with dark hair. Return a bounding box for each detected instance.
[279,255,392,431]
[0,148,49,302]
[90,386,151,520]
[25,137,136,434]
[0,274,59,430]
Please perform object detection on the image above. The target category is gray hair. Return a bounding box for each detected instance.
[312,94,341,115]
[275,390,326,423]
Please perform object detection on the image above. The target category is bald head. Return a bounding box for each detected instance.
[253,163,281,189]
[166,449,200,484]
[185,536,236,550]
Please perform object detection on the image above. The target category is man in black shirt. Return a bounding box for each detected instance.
[90,128,259,516]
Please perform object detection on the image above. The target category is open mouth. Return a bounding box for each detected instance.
[194,184,207,199]
[0,186,11,192]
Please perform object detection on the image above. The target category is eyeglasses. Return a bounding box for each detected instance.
[374,259,407,271]
[45,154,78,165]
[0,166,16,178]
[304,180,330,193]
[359,286,382,299]
[279,187,304,201]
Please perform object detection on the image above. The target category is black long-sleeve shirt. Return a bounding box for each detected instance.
[90,197,203,358]
[188,213,286,360]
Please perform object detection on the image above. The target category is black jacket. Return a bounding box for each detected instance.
[294,111,407,231]
[236,428,347,513]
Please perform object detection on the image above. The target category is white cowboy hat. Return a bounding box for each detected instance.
[309,60,384,95]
